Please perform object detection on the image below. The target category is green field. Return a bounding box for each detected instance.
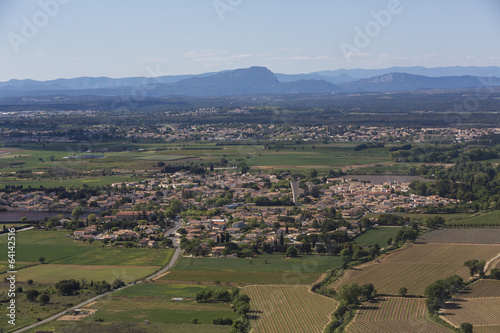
[355,227,403,248]
[365,212,471,224]
[0,264,159,284]
[0,230,173,282]
[0,230,101,263]
[445,210,500,226]
[113,283,228,298]
[0,142,399,188]
[0,281,95,332]
[29,283,239,333]
[160,254,341,285]
[52,247,173,266]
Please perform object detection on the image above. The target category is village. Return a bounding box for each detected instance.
[0,169,457,256]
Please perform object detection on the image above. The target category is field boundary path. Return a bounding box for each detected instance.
[12,221,183,333]
[484,251,500,273]
[0,226,33,237]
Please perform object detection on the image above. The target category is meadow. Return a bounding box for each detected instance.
[159,254,342,285]
[333,243,500,295]
[27,283,239,333]
[355,226,403,248]
[0,280,94,332]
[243,284,337,333]
[0,230,173,283]
[346,297,451,333]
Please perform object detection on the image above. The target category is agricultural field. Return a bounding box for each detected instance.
[0,230,173,283]
[445,210,500,227]
[29,283,238,333]
[440,280,500,331]
[0,142,397,187]
[0,280,95,331]
[418,228,500,244]
[1,264,159,284]
[243,285,337,333]
[159,254,341,285]
[355,226,402,248]
[333,243,500,295]
[346,297,451,333]
[365,212,471,224]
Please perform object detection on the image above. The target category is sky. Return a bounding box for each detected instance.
[1,0,499,81]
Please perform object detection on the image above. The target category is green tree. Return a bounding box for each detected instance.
[230,317,251,333]
[464,259,486,277]
[286,246,298,258]
[72,207,84,220]
[398,287,408,297]
[360,283,376,301]
[491,268,500,279]
[26,289,39,302]
[39,294,50,304]
[459,322,473,333]
[340,248,352,269]
[38,256,45,264]
[87,214,97,224]
[337,283,361,305]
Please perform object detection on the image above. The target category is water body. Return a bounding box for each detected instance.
[0,211,73,222]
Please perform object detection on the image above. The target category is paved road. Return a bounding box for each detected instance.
[12,221,184,333]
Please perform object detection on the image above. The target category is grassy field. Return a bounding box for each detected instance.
[244,284,337,333]
[0,230,173,283]
[440,280,500,330]
[333,243,500,295]
[159,254,342,285]
[52,247,174,266]
[346,297,451,333]
[0,264,159,284]
[0,280,95,332]
[26,283,239,333]
[355,227,403,248]
[0,230,101,263]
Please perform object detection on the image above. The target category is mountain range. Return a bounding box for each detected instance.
[1,66,500,98]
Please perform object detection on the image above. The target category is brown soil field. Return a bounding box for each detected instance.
[441,280,500,330]
[418,228,500,244]
[346,297,449,333]
[243,285,337,333]
[333,243,500,295]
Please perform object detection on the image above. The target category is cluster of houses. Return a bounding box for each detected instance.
[3,120,499,144]
[0,170,462,253]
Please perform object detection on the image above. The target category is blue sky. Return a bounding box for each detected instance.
[1,0,499,81]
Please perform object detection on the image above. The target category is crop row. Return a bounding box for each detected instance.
[355,297,426,322]
[347,319,449,333]
[459,280,500,298]
[243,285,336,333]
[440,298,500,326]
